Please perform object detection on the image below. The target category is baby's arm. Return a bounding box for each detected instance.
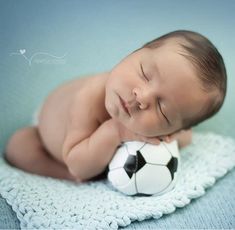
[63,118,162,181]
[63,119,121,181]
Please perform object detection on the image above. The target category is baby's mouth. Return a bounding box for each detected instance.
[118,95,131,117]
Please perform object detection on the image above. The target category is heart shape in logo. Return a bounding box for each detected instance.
[20,49,26,55]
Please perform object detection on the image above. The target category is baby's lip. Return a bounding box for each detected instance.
[119,96,131,117]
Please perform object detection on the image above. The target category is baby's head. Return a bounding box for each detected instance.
[105,30,227,136]
[140,30,227,130]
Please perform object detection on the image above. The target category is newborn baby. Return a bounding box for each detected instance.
[5,30,227,182]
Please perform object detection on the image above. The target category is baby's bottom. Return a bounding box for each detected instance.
[5,126,76,181]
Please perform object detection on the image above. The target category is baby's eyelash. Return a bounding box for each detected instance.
[140,64,149,81]
[157,98,170,125]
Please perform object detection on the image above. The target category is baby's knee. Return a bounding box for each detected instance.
[5,127,35,164]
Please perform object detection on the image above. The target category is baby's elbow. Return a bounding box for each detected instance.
[63,146,83,180]
[63,145,92,182]
[64,151,80,178]
[179,128,193,149]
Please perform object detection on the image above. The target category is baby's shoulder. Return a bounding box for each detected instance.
[69,72,109,124]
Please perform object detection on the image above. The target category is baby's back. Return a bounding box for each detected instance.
[38,77,88,162]
[37,72,109,163]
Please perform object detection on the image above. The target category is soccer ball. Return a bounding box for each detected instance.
[108,140,180,196]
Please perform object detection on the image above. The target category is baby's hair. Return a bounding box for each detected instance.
[141,30,227,129]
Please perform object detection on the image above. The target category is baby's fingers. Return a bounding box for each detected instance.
[159,135,171,143]
[144,137,161,145]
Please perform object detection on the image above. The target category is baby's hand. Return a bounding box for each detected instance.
[111,119,161,145]
[159,129,192,148]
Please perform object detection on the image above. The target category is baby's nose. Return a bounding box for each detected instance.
[132,88,152,110]
[125,100,139,109]
[133,87,154,103]
[138,102,148,110]
[133,87,155,99]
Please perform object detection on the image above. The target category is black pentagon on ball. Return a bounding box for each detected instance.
[124,150,146,179]
[166,157,178,180]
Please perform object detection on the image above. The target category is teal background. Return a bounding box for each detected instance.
[0,0,235,155]
[0,1,235,229]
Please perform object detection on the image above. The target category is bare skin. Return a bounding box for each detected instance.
[5,41,211,182]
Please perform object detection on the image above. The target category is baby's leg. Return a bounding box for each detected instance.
[5,126,76,181]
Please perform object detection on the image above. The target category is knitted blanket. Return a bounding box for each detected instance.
[0,132,234,229]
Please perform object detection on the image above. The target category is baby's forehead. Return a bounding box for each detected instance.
[150,38,187,55]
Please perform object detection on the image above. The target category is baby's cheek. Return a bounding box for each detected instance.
[145,120,172,137]
[131,122,159,137]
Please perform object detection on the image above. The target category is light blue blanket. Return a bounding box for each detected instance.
[0,132,234,229]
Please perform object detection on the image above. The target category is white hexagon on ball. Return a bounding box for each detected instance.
[108,140,180,196]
